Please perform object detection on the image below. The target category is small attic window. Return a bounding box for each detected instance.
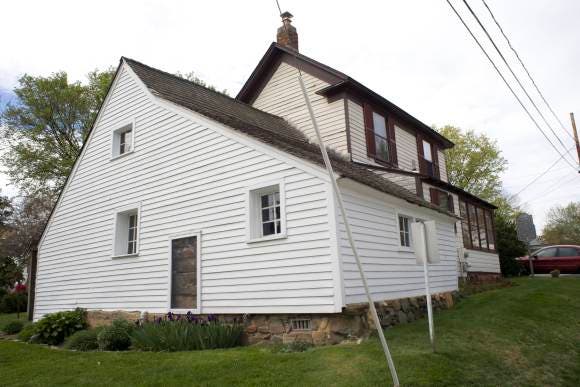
[112,120,135,158]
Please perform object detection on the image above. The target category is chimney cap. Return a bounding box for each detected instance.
[280,11,293,19]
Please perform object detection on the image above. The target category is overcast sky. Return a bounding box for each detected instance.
[1,0,579,231]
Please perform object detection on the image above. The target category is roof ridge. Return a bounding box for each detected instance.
[121,57,291,124]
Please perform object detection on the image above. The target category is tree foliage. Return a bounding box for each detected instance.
[0,69,114,196]
[542,202,580,245]
[174,71,229,96]
[436,125,507,202]
[495,213,528,276]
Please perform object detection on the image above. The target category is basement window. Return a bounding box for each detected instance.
[247,182,286,242]
[291,319,312,331]
[113,208,140,257]
[112,120,135,158]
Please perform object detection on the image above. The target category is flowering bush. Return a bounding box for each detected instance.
[34,308,87,345]
[131,312,243,352]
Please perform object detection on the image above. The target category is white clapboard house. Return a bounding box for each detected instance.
[32,15,500,325]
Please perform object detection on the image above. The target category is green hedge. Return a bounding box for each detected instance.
[34,308,87,345]
[65,328,103,351]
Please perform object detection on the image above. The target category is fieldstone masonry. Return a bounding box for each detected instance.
[86,291,458,346]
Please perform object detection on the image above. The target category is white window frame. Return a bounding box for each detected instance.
[422,139,433,162]
[397,213,416,251]
[167,230,202,314]
[112,203,141,258]
[246,179,287,243]
[111,118,136,160]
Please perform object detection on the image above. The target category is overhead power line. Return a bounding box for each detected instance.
[511,146,576,198]
[461,0,574,163]
[445,0,577,170]
[481,0,576,142]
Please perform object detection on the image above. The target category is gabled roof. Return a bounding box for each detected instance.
[124,57,456,218]
[236,43,454,149]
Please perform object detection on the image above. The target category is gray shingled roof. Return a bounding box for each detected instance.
[124,57,456,218]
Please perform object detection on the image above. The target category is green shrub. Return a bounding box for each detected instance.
[65,328,102,351]
[131,320,244,352]
[18,323,37,342]
[35,308,87,345]
[2,320,24,335]
[97,319,132,351]
[0,292,27,313]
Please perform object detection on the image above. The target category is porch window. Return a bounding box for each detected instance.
[459,199,496,252]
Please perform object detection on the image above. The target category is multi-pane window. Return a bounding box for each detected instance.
[398,215,412,247]
[248,183,285,241]
[459,199,496,252]
[112,122,134,158]
[114,209,139,257]
[372,112,389,162]
[363,104,396,165]
[127,214,138,254]
[260,191,281,237]
[119,129,132,155]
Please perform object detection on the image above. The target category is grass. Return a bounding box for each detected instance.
[0,313,29,329]
[1,278,579,386]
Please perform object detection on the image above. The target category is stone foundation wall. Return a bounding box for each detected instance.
[86,291,458,346]
[468,271,502,284]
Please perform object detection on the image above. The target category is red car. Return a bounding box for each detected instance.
[517,245,580,274]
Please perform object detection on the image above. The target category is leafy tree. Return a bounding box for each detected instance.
[542,202,580,245]
[495,213,528,276]
[0,69,114,196]
[436,125,507,202]
[174,71,229,96]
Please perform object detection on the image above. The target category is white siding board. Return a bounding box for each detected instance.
[35,64,338,319]
[466,249,501,273]
[438,149,448,182]
[252,61,348,155]
[337,181,458,305]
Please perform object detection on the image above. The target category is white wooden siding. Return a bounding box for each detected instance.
[337,180,458,304]
[438,149,448,182]
[34,64,338,319]
[395,126,418,171]
[466,249,501,273]
[252,61,348,154]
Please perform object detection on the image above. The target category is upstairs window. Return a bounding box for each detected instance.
[363,103,397,165]
[429,188,455,213]
[114,207,139,257]
[417,136,440,178]
[247,182,286,242]
[112,120,135,158]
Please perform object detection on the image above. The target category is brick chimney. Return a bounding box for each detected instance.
[277,11,298,51]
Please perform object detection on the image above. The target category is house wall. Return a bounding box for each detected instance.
[336,180,459,305]
[252,61,348,155]
[438,149,448,182]
[465,250,501,274]
[34,64,339,320]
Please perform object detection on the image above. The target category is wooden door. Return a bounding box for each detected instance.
[171,236,197,309]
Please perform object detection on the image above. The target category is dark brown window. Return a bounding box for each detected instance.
[363,103,397,165]
[417,136,440,179]
[459,199,496,252]
[429,188,455,213]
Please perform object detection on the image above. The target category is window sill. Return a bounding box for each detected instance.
[398,246,414,253]
[110,150,134,161]
[246,233,287,244]
[112,253,139,259]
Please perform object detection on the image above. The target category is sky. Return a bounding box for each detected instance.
[1,0,579,231]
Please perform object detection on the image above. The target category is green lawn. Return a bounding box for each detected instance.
[1,278,579,386]
[0,312,28,328]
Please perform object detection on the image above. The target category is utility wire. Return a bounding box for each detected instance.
[461,0,574,164]
[511,146,576,197]
[521,173,580,205]
[446,0,577,170]
[481,0,575,142]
